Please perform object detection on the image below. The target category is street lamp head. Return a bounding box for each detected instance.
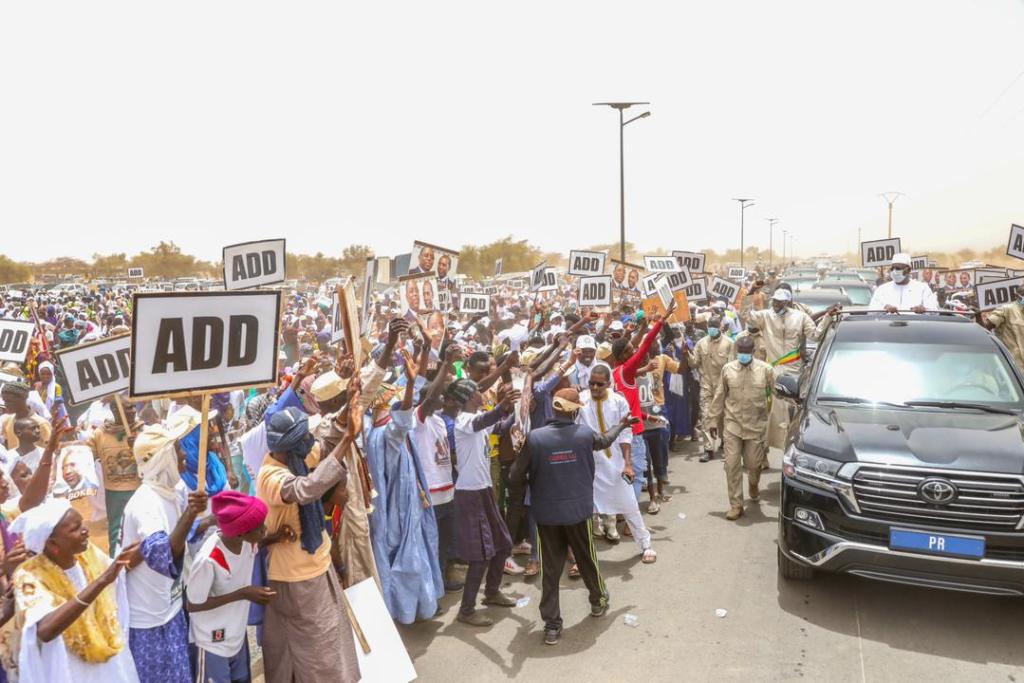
[593,102,650,110]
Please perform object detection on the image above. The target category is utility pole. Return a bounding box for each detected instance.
[733,198,755,267]
[765,218,779,268]
[782,229,787,264]
[594,102,651,261]
[880,192,904,239]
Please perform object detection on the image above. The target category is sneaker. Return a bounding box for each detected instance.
[544,626,562,645]
[482,591,517,607]
[511,542,532,556]
[503,558,525,575]
[590,601,609,618]
[457,611,493,627]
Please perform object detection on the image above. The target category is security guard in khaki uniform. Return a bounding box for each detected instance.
[982,285,1024,370]
[688,315,735,462]
[736,324,767,361]
[707,335,775,520]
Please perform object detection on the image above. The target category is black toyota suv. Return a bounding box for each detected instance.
[775,310,1024,596]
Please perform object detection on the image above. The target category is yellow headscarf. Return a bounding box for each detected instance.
[16,543,124,663]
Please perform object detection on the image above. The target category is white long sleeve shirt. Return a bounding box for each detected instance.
[868,280,938,311]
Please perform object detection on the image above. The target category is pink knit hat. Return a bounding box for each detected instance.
[211,490,268,537]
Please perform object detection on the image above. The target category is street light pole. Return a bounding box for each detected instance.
[733,198,755,267]
[880,192,904,239]
[782,229,787,264]
[594,102,651,262]
[766,218,779,268]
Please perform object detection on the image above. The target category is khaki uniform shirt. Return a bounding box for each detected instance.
[648,354,681,406]
[709,359,775,440]
[736,330,768,361]
[688,335,735,389]
[988,302,1024,370]
[747,308,817,370]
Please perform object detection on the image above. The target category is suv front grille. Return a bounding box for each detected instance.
[851,466,1024,530]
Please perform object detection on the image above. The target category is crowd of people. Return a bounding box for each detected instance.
[0,247,1022,680]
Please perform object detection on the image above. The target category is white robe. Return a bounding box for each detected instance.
[16,561,139,683]
[578,391,636,515]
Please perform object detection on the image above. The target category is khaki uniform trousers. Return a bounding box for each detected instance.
[699,381,721,452]
[724,432,763,509]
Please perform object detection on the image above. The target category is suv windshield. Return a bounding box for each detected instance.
[818,341,1023,406]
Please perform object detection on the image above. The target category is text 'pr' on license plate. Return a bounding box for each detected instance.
[889,528,985,559]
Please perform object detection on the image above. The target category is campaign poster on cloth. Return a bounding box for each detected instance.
[410,241,459,290]
[568,250,607,277]
[55,334,131,406]
[222,238,287,291]
[129,291,282,398]
[0,319,36,364]
[673,251,706,273]
[610,259,644,297]
[861,238,902,268]
[578,275,613,308]
[1006,224,1024,261]
[643,255,680,273]
[976,276,1024,312]
[52,444,101,503]
[399,271,440,319]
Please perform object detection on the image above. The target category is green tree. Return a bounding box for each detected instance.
[130,241,203,279]
[0,256,32,284]
[459,236,544,279]
[90,253,130,278]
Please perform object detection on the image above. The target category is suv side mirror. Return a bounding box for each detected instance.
[774,374,801,403]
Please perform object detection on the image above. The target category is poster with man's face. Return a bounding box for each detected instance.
[398,271,439,321]
[609,259,645,295]
[52,444,100,502]
[410,241,459,288]
[938,269,975,290]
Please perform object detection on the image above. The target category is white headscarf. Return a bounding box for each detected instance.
[9,498,72,554]
[133,423,190,501]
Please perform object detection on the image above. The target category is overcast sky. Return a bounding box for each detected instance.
[2,1,1023,263]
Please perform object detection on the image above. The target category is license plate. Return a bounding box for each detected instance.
[889,528,985,559]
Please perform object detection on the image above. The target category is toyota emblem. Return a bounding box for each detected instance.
[918,477,958,504]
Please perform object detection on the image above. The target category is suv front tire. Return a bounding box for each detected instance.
[778,547,815,581]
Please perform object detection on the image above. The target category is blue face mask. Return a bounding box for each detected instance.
[737,352,753,365]
[707,327,720,338]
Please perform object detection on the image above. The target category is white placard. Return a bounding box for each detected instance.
[127,267,144,279]
[664,268,693,292]
[55,334,131,405]
[641,272,662,298]
[345,578,417,683]
[672,251,706,273]
[975,268,1010,285]
[568,250,607,277]
[538,267,558,292]
[709,276,740,304]
[458,292,490,314]
[129,291,281,398]
[655,277,673,309]
[0,319,35,364]
[643,255,680,273]
[861,238,902,268]
[222,238,287,291]
[578,275,613,307]
[1006,224,1024,262]
[684,277,708,303]
[910,255,928,271]
[727,267,746,281]
[494,257,503,277]
[530,261,548,292]
[976,276,1024,312]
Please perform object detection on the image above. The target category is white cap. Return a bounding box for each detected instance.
[608,320,624,331]
[771,289,793,302]
[576,334,597,350]
[892,253,912,267]
[311,371,349,401]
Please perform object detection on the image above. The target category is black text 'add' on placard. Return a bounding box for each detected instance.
[1006,225,1024,261]
[861,238,901,268]
[976,276,1024,312]
[578,275,613,307]
[458,292,490,314]
[129,291,282,398]
[567,250,607,277]
[672,251,706,273]
[55,334,131,405]
[0,319,35,364]
[222,239,287,291]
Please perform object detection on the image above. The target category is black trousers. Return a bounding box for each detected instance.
[536,519,607,630]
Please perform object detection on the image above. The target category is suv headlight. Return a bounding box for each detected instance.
[782,447,860,513]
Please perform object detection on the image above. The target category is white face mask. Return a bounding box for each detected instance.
[891,269,908,284]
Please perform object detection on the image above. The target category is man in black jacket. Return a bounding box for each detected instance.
[511,387,636,646]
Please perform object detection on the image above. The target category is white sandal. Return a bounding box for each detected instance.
[642,548,658,564]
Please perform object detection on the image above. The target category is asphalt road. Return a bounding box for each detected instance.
[398,442,1024,683]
